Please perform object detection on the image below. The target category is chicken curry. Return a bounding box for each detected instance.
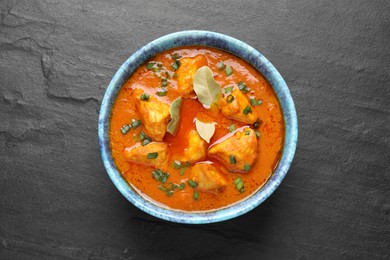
[109,47,284,211]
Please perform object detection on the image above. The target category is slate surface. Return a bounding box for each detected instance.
[0,0,389,259]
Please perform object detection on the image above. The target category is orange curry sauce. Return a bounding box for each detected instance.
[109,47,284,211]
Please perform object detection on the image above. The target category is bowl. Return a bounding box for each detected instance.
[98,30,298,224]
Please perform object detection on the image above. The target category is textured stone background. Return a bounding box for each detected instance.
[1,0,389,259]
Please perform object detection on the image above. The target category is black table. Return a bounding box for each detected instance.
[1,1,389,259]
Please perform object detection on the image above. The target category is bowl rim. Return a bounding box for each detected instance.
[98,30,298,224]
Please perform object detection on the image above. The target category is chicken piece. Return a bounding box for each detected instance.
[176,55,208,96]
[190,163,227,191]
[132,88,170,141]
[208,128,258,172]
[183,130,207,163]
[219,88,258,124]
[123,142,169,168]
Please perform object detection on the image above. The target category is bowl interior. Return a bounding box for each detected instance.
[98,30,298,224]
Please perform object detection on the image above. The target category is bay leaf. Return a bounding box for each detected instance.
[195,118,216,143]
[193,66,222,107]
[167,97,182,135]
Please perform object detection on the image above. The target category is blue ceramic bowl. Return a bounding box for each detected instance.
[98,31,298,224]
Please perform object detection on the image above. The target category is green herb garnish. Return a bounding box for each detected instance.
[152,169,169,183]
[249,98,257,106]
[171,53,182,60]
[193,190,199,200]
[156,88,168,96]
[171,182,185,190]
[217,61,226,70]
[141,139,150,146]
[253,119,262,129]
[140,93,150,101]
[238,81,250,93]
[181,162,191,168]
[230,155,236,164]
[159,186,174,196]
[131,119,141,128]
[234,177,245,193]
[172,60,181,70]
[244,164,251,172]
[173,161,181,169]
[188,179,198,188]
[161,174,169,183]
[161,78,168,87]
[255,130,261,138]
[142,137,152,146]
[250,97,262,106]
[120,124,131,134]
[146,62,155,69]
[152,67,161,73]
[173,161,190,175]
[139,131,152,146]
[245,130,251,135]
[226,95,234,103]
[139,131,147,140]
[147,152,158,159]
[159,182,185,196]
[224,86,234,94]
[228,124,236,133]
[225,65,233,76]
[243,106,252,115]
